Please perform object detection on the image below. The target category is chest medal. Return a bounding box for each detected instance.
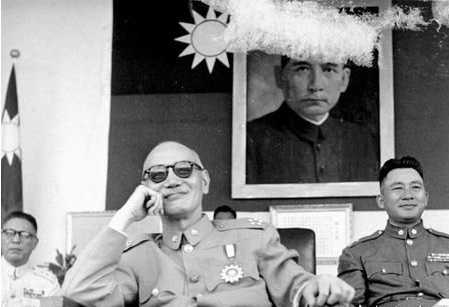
[220,244,244,283]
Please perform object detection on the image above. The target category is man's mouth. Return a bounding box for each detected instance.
[162,188,188,199]
[302,98,327,104]
[399,204,417,209]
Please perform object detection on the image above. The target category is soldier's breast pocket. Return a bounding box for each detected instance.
[139,268,184,306]
[204,259,261,292]
[365,261,404,281]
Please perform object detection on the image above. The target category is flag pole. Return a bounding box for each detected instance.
[2,48,23,216]
[10,49,20,59]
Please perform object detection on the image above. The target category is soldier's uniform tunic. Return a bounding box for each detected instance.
[63,215,313,307]
[1,257,60,307]
[338,221,449,307]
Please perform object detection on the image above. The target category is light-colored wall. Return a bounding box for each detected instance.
[2,0,112,266]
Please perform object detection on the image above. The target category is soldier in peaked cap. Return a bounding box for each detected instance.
[63,141,354,307]
[338,156,449,307]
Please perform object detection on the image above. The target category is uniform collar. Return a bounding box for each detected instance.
[384,220,425,239]
[1,256,32,279]
[162,214,214,250]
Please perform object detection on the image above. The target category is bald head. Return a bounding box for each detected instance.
[143,141,204,172]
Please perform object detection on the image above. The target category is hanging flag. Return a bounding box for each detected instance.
[1,64,23,215]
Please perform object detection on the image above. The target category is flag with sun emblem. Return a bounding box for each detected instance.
[174,6,230,73]
[1,64,23,215]
[107,1,233,210]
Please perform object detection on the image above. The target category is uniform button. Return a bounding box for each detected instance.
[319,165,325,173]
[190,275,200,283]
[406,239,413,246]
[411,260,418,267]
[381,268,386,274]
[398,230,404,236]
[443,269,448,275]
[218,225,224,230]
[316,143,321,151]
[417,292,424,297]
[152,288,159,296]
[183,244,194,253]
[411,229,417,235]
[191,229,199,236]
[172,235,179,242]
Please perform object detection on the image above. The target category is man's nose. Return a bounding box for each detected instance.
[163,169,181,187]
[11,232,22,242]
[308,69,324,92]
[402,187,414,199]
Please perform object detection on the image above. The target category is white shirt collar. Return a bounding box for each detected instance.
[298,112,329,126]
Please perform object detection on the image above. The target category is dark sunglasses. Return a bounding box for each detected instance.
[143,161,203,183]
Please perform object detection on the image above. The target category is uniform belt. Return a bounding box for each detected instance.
[379,298,438,307]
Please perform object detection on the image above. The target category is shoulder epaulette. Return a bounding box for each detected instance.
[349,230,384,248]
[32,266,58,283]
[427,228,449,238]
[213,218,268,231]
[123,233,155,252]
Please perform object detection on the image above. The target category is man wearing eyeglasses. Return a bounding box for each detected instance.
[1,211,60,307]
[63,141,354,307]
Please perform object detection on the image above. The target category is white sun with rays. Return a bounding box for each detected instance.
[175,7,230,73]
[1,112,21,165]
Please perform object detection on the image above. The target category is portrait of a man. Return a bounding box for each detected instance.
[246,54,379,184]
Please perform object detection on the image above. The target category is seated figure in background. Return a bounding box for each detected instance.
[338,156,449,307]
[63,140,354,307]
[213,205,237,220]
[1,211,60,307]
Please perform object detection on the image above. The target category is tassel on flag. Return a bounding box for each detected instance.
[1,64,23,216]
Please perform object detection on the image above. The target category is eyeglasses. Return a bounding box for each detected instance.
[1,229,36,241]
[143,161,204,183]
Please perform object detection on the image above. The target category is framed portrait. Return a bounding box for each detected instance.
[232,0,395,198]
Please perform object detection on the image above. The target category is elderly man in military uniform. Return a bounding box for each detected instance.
[338,156,449,307]
[1,211,60,307]
[63,141,354,307]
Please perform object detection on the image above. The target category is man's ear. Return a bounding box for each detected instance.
[339,67,351,93]
[376,194,385,209]
[202,170,211,195]
[274,65,285,89]
[32,238,39,251]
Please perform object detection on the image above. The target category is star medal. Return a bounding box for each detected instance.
[220,244,244,283]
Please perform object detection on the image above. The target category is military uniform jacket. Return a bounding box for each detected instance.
[246,102,378,184]
[1,257,60,307]
[63,215,313,307]
[337,221,449,307]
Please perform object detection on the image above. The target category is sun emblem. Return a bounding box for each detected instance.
[174,6,230,73]
[1,112,21,165]
[220,264,244,283]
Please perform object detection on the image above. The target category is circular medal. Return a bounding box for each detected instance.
[220,264,244,283]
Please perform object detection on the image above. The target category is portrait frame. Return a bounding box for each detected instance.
[232,0,395,198]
